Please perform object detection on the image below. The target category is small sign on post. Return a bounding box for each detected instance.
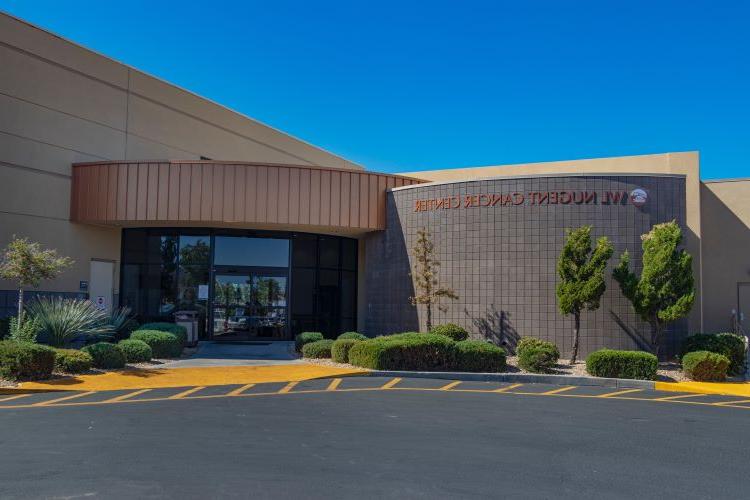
[95,295,106,310]
[198,284,209,300]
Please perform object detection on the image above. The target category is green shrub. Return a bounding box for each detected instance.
[117,339,152,363]
[337,332,367,341]
[331,338,360,363]
[682,351,730,382]
[516,337,560,373]
[302,339,335,359]
[8,316,42,343]
[0,317,10,339]
[130,330,182,358]
[0,340,56,380]
[137,322,187,345]
[54,348,93,373]
[430,323,470,341]
[348,332,456,370]
[585,349,658,380]
[680,333,746,375]
[295,332,324,351]
[82,342,126,369]
[455,340,506,372]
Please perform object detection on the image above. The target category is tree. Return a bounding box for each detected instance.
[556,226,613,364]
[409,228,458,331]
[613,221,694,358]
[0,237,73,328]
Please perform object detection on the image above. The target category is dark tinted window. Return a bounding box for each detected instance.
[319,237,340,268]
[292,234,317,268]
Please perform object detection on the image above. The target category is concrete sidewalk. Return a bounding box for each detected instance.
[160,341,301,368]
[17,364,367,392]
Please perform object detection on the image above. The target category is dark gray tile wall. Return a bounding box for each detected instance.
[364,175,688,358]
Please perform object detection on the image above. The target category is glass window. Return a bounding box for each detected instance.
[342,239,357,271]
[292,234,317,268]
[341,271,356,317]
[291,268,316,315]
[319,237,339,268]
[214,237,289,267]
[179,236,211,265]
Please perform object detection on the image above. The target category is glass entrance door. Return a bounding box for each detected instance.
[212,271,288,340]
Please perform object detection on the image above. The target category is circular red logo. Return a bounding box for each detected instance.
[630,188,648,207]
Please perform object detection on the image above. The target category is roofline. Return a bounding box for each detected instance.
[0,9,362,170]
[702,177,750,184]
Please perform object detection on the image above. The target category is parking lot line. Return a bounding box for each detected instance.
[227,384,255,396]
[278,381,298,393]
[0,393,32,403]
[439,381,462,391]
[494,383,523,393]
[381,378,402,389]
[655,393,708,401]
[598,388,643,398]
[34,391,96,406]
[102,389,152,403]
[326,379,342,391]
[169,386,205,399]
[713,398,750,406]
[542,386,576,395]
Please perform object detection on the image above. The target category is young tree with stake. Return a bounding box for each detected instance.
[613,221,694,358]
[410,228,458,331]
[556,226,613,364]
[0,237,73,327]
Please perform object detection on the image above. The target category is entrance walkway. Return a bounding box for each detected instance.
[162,341,299,368]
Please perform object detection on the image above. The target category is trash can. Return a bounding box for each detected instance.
[174,310,200,347]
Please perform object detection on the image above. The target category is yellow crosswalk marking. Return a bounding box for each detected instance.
[227,384,255,396]
[494,383,523,393]
[102,389,151,403]
[278,381,298,393]
[169,386,205,399]
[0,393,32,403]
[542,386,576,395]
[326,379,342,391]
[439,381,462,391]
[598,388,642,398]
[381,378,402,389]
[34,391,96,406]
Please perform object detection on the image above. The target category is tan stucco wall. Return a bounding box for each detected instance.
[0,12,360,296]
[405,152,705,334]
[700,179,750,333]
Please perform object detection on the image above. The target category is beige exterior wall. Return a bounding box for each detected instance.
[405,152,706,334]
[0,12,360,297]
[700,179,750,333]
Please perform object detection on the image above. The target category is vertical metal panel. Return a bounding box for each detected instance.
[339,171,350,227]
[189,164,201,221]
[211,164,224,221]
[319,170,330,226]
[234,166,246,222]
[349,173,359,228]
[278,167,290,224]
[223,165,234,221]
[330,170,340,227]
[200,164,213,221]
[256,166,267,223]
[178,163,190,221]
[267,166,279,222]
[157,164,169,220]
[146,164,158,220]
[359,174,369,228]
[308,169,319,226]
[244,165,256,222]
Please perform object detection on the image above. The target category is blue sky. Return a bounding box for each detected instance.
[2,1,748,178]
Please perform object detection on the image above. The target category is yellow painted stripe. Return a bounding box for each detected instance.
[326,379,342,391]
[278,381,298,394]
[381,378,402,389]
[494,383,523,393]
[714,398,750,406]
[0,393,33,403]
[169,386,205,399]
[34,391,96,406]
[101,389,151,403]
[227,384,255,396]
[440,381,462,391]
[542,386,576,395]
[598,388,642,398]
[656,393,708,401]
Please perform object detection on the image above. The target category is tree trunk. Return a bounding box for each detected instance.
[569,311,580,365]
[425,303,432,332]
[17,287,24,327]
[650,318,662,360]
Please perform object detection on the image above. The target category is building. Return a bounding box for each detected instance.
[2,12,749,357]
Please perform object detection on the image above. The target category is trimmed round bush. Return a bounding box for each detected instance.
[54,348,93,373]
[680,333,746,375]
[295,332,324,352]
[137,322,187,345]
[682,351,730,382]
[430,323,469,341]
[516,337,560,373]
[82,342,126,369]
[130,330,182,358]
[331,338,360,363]
[117,339,153,363]
[455,340,506,372]
[348,332,456,371]
[337,332,367,341]
[0,340,56,380]
[302,339,334,359]
[585,349,658,380]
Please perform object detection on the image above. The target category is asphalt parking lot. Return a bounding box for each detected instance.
[0,377,747,499]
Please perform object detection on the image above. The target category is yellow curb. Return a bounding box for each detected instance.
[16,364,368,392]
[655,380,750,397]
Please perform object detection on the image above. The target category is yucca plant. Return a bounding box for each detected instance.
[108,306,138,340]
[26,297,113,347]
